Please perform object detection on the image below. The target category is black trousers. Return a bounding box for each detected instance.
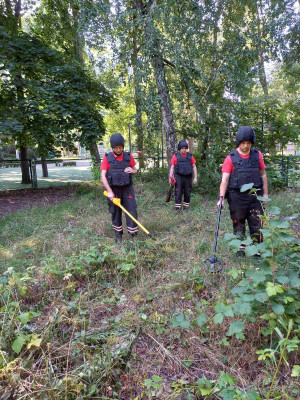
[227,190,264,243]
[174,174,192,209]
[108,185,138,237]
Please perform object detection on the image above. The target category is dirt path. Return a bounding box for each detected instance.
[0,186,78,218]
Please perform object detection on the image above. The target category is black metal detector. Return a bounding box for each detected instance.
[203,197,224,273]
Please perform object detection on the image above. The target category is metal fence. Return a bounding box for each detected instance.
[0,158,94,191]
[1,154,298,192]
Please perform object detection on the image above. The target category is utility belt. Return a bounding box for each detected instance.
[225,186,263,199]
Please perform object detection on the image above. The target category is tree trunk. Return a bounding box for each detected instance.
[41,158,48,177]
[72,3,102,165]
[71,3,84,65]
[256,1,269,98]
[151,52,177,167]
[9,0,31,184]
[20,146,31,184]
[89,143,101,164]
[134,0,177,167]
[132,22,145,169]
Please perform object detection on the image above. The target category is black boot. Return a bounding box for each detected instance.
[115,234,122,244]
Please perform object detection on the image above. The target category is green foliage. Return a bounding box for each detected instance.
[90,157,101,182]
[170,312,191,330]
[265,155,300,189]
[0,26,112,155]
[222,197,300,392]
[144,375,164,398]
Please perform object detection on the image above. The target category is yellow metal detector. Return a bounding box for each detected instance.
[103,191,152,237]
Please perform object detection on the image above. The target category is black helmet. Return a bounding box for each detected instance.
[110,133,125,148]
[178,140,188,151]
[236,126,256,147]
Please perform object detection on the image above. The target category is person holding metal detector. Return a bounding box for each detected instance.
[169,140,197,211]
[101,133,139,244]
[217,126,268,255]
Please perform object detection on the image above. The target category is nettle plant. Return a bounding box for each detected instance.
[221,186,300,372]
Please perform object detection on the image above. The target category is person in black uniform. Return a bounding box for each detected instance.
[169,140,197,211]
[101,133,138,243]
[218,126,268,248]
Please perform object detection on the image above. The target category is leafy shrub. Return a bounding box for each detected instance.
[90,156,101,182]
[138,167,168,183]
[265,155,300,189]
[193,151,221,195]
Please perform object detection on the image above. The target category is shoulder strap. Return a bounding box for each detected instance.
[229,150,240,163]
[250,148,259,160]
[123,152,131,161]
[107,152,115,162]
[187,153,192,160]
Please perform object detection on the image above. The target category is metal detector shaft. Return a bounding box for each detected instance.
[212,197,223,256]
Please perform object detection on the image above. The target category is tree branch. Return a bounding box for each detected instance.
[162,58,176,71]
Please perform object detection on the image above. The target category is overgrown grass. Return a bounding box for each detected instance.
[0,178,299,399]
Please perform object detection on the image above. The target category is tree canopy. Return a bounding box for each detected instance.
[0,0,299,172]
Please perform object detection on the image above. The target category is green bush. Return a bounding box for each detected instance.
[265,155,300,189]
[90,157,101,182]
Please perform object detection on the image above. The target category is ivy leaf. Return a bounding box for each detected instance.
[288,270,300,288]
[260,228,272,238]
[255,292,269,302]
[257,196,271,202]
[12,334,28,354]
[278,232,295,242]
[224,233,236,241]
[196,313,208,327]
[219,389,236,400]
[271,303,285,315]
[152,375,163,382]
[240,183,254,192]
[226,321,245,337]
[171,313,190,329]
[214,313,224,324]
[266,282,285,297]
[270,220,290,229]
[233,300,251,315]
[245,245,258,257]
[18,312,32,324]
[261,250,272,258]
[241,237,253,245]
[27,334,42,350]
[268,206,281,215]
[276,275,290,285]
[240,294,255,302]
[214,303,234,317]
[228,269,243,279]
[219,372,236,385]
[246,390,261,400]
[246,269,266,284]
[228,239,242,249]
[291,365,300,377]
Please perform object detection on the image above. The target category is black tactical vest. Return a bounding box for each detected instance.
[175,152,193,176]
[106,152,132,187]
[228,149,263,190]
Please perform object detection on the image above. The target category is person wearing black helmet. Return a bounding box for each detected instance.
[217,126,268,251]
[101,133,138,243]
[169,140,197,211]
